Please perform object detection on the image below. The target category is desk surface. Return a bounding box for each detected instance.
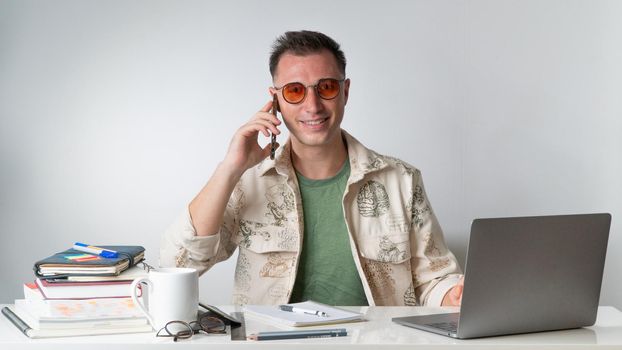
[2,305,622,349]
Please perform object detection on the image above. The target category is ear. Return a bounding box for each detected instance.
[268,86,281,112]
[343,78,351,105]
[268,88,281,113]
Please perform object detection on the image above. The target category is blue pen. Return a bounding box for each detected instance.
[73,242,119,258]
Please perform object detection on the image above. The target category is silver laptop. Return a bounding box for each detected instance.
[392,213,611,339]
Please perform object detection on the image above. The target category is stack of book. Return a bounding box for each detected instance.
[2,245,153,338]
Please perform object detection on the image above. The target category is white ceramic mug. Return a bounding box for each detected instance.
[130,267,199,331]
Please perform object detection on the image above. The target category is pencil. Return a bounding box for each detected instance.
[247,328,347,341]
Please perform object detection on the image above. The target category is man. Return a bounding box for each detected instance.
[160,30,464,306]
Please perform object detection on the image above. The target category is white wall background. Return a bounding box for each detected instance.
[1,0,620,309]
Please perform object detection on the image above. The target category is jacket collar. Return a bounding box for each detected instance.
[343,130,388,183]
[257,129,388,181]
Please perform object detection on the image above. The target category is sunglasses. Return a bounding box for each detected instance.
[156,314,226,342]
[274,78,345,104]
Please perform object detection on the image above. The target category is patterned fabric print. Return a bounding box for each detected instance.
[216,224,236,259]
[423,232,442,257]
[362,260,396,303]
[349,156,359,170]
[175,248,189,268]
[234,252,251,292]
[228,186,246,217]
[273,143,291,171]
[277,228,297,250]
[264,184,295,227]
[429,258,451,272]
[385,214,409,233]
[413,273,422,288]
[403,283,418,306]
[259,252,293,278]
[424,232,452,272]
[363,152,385,173]
[268,284,289,300]
[388,156,419,178]
[357,180,390,217]
[237,220,269,249]
[413,185,425,205]
[378,236,407,263]
[408,185,431,229]
[232,294,249,306]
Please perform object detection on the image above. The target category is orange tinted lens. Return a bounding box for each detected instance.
[282,82,305,103]
[317,79,340,99]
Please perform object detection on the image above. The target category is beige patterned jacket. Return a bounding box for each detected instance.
[160,130,462,306]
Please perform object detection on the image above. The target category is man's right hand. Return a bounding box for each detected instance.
[189,100,282,237]
[220,100,282,177]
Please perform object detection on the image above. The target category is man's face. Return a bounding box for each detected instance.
[270,49,350,150]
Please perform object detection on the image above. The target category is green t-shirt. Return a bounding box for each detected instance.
[290,160,369,306]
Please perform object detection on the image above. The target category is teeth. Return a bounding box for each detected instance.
[303,119,326,125]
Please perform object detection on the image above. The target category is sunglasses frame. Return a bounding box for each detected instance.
[274,78,346,104]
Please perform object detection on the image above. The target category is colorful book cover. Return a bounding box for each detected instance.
[34,278,135,299]
[15,298,144,319]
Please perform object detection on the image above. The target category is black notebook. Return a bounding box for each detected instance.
[33,245,145,277]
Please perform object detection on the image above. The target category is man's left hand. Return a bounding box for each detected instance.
[441,276,464,306]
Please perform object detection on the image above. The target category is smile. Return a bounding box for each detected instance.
[301,118,328,126]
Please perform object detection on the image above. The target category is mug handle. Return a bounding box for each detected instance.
[130,277,155,329]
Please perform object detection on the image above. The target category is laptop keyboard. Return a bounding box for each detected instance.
[427,322,458,333]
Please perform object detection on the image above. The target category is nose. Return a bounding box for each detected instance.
[301,85,325,113]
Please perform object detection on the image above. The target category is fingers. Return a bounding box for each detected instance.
[260,100,273,113]
[237,119,278,139]
[245,101,282,137]
[446,286,462,306]
[453,284,463,298]
[223,102,284,173]
[256,100,281,125]
[451,278,464,305]
[441,277,465,307]
[235,101,282,137]
[236,121,269,138]
[252,118,281,137]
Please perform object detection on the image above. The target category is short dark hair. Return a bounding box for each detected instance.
[269,30,346,78]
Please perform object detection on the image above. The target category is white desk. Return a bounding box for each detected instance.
[2,305,622,349]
